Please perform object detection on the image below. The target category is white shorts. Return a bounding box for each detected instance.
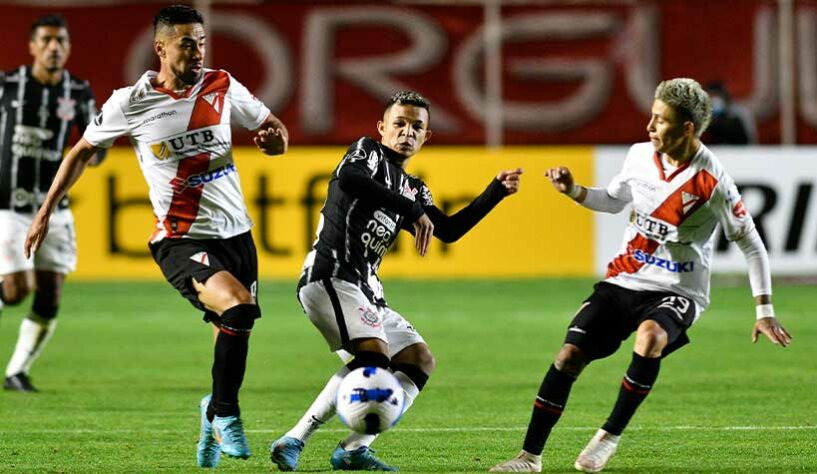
[0,210,77,275]
[298,278,425,357]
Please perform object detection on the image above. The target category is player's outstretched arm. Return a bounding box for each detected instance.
[253,113,289,156]
[422,168,522,243]
[546,166,585,200]
[25,138,100,257]
[546,166,628,213]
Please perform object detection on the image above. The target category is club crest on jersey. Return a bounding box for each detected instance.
[202,92,223,114]
[682,192,699,214]
[401,181,418,201]
[358,306,382,328]
[56,97,76,121]
[190,251,210,266]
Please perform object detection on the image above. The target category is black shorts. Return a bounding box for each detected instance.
[149,231,259,320]
[564,282,696,360]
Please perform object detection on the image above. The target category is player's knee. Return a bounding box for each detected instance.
[391,362,431,391]
[32,292,59,321]
[218,303,260,336]
[222,288,254,308]
[347,350,391,371]
[411,346,436,375]
[2,279,33,304]
[554,344,587,377]
[636,320,668,351]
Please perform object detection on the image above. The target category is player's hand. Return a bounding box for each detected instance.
[545,166,575,194]
[24,211,50,259]
[412,213,434,257]
[254,127,288,156]
[752,317,792,347]
[497,168,523,195]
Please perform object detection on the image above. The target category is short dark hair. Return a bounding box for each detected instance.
[154,5,204,36]
[385,91,430,116]
[30,14,68,40]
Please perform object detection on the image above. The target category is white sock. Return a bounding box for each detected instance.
[6,317,57,376]
[342,370,421,450]
[285,365,350,443]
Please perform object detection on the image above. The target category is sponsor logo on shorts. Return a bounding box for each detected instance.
[358,306,381,328]
[633,249,694,273]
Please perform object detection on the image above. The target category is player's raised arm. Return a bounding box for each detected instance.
[253,113,289,156]
[546,166,629,214]
[25,138,100,257]
[417,168,522,244]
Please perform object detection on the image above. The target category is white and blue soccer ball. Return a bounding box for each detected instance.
[336,367,405,435]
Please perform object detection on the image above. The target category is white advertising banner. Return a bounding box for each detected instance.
[594,146,817,275]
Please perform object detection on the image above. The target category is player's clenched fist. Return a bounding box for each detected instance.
[545,166,575,194]
[496,168,523,194]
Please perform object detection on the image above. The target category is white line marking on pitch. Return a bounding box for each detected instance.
[4,425,816,435]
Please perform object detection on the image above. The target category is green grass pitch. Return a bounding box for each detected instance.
[0,279,814,472]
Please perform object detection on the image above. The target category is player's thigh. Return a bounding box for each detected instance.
[193,270,253,314]
[564,282,632,361]
[149,237,232,315]
[33,210,78,276]
[298,278,387,352]
[381,307,426,359]
[637,293,697,357]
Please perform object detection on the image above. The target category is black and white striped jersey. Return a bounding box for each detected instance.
[0,66,99,213]
[300,136,509,307]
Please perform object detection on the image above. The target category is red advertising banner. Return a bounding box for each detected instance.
[2,1,815,145]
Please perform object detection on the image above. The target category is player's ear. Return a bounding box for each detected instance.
[154,39,165,59]
[421,129,432,144]
[377,120,386,138]
[684,121,695,138]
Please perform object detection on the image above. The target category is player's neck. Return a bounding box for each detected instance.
[30,63,63,86]
[664,139,700,168]
[154,69,195,93]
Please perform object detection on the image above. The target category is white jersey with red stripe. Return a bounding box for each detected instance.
[83,69,270,241]
[603,142,754,317]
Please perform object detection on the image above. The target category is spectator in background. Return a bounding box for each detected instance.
[704,81,757,145]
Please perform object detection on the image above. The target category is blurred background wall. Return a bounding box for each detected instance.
[2,0,816,278]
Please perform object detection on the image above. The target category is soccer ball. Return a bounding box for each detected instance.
[336,367,405,435]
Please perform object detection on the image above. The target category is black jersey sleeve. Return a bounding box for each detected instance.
[417,177,508,243]
[337,138,424,221]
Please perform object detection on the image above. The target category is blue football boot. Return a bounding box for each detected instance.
[196,395,221,468]
[270,435,305,471]
[329,443,398,471]
[213,415,252,459]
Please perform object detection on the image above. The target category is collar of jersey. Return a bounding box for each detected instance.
[144,70,203,100]
[378,142,409,167]
[652,145,704,182]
